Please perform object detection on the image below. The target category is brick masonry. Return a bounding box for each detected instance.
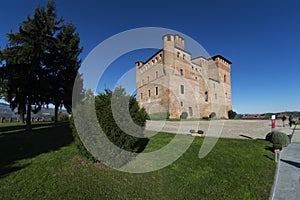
[136,34,232,119]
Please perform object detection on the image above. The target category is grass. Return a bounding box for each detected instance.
[0,122,276,199]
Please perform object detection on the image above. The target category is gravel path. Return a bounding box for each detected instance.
[146,119,295,139]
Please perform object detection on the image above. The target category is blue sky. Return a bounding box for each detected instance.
[1,0,300,114]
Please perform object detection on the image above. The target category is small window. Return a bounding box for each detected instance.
[155,87,158,95]
[177,52,180,58]
[148,90,151,97]
[224,74,227,83]
[180,85,184,94]
[195,77,198,80]
[141,93,143,99]
[147,76,149,83]
[183,54,185,60]
[180,69,183,76]
[192,66,194,70]
[167,35,171,41]
[205,91,208,102]
[225,92,228,97]
[180,101,184,107]
[155,71,158,78]
[189,107,193,117]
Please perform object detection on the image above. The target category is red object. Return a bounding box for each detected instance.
[272,119,276,129]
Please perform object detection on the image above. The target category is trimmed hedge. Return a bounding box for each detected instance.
[265,130,290,150]
[181,112,188,119]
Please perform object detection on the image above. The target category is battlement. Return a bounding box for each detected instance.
[162,34,184,49]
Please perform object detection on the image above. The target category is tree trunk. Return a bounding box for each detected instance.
[54,103,59,127]
[26,100,32,131]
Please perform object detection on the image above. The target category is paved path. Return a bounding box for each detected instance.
[146,119,294,139]
[270,126,300,200]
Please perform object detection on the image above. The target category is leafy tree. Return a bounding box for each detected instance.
[0,1,82,129]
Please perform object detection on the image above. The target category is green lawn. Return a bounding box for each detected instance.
[0,122,275,199]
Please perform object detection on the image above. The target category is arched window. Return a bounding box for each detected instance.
[224,74,227,83]
[180,69,183,76]
[205,91,208,102]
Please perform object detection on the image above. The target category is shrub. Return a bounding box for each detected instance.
[149,112,170,120]
[190,129,195,133]
[202,116,210,120]
[70,88,149,166]
[209,112,216,119]
[181,112,188,119]
[58,112,69,121]
[228,110,237,119]
[265,130,290,150]
[197,130,204,134]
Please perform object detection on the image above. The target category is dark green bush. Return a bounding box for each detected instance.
[202,116,210,120]
[228,110,237,119]
[149,112,169,120]
[190,129,195,133]
[197,130,204,134]
[70,87,149,166]
[265,130,290,150]
[181,112,188,119]
[209,112,216,119]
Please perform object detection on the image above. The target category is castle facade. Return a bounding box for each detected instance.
[135,34,232,119]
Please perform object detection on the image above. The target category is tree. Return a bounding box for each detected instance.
[44,22,82,126]
[0,1,82,129]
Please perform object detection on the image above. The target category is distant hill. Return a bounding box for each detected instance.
[238,111,300,120]
[0,103,68,120]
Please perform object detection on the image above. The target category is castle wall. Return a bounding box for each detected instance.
[136,34,232,119]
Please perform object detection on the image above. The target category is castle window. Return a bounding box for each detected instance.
[155,87,158,95]
[155,71,158,78]
[180,85,184,94]
[195,77,198,80]
[180,101,184,107]
[141,93,143,99]
[147,76,149,83]
[192,66,194,70]
[180,69,183,76]
[148,90,151,97]
[224,74,227,83]
[189,107,193,117]
[159,53,162,58]
[177,52,180,58]
[167,35,171,41]
[205,91,208,102]
[183,54,185,60]
[225,92,228,98]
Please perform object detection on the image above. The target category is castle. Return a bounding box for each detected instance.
[135,34,232,119]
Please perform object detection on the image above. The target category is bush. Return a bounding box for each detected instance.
[190,129,195,133]
[70,88,149,166]
[209,112,216,119]
[149,112,169,120]
[202,116,210,120]
[181,112,188,119]
[228,110,237,119]
[197,130,204,134]
[265,130,290,150]
[58,112,69,121]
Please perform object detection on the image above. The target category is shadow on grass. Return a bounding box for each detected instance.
[0,122,73,178]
